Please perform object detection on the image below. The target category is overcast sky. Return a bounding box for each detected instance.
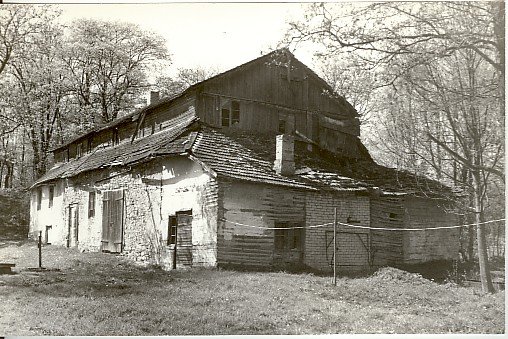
[51,2,311,76]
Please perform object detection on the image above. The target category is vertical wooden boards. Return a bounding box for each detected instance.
[101,189,124,253]
[176,211,193,267]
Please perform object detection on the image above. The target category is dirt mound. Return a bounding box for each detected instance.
[371,266,435,285]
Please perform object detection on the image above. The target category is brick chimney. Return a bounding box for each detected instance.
[274,134,295,175]
[148,91,160,105]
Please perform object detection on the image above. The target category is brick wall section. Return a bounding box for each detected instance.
[304,191,370,272]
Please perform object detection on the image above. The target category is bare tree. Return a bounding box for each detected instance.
[285,2,504,293]
[62,19,170,123]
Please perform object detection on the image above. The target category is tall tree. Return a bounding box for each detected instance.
[62,19,170,124]
[0,5,58,77]
[6,20,70,179]
[154,66,220,98]
[285,2,504,293]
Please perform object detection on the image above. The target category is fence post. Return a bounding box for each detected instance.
[334,207,337,286]
[38,231,42,269]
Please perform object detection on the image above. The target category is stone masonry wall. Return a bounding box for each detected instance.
[53,156,218,269]
[305,191,370,272]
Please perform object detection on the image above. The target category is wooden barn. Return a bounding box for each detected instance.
[29,49,460,272]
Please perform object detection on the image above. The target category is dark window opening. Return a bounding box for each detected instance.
[389,213,398,220]
[151,122,156,135]
[168,216,177,245]
[278,119,286,133]
[36,188,42,211]
[274,222,302,251]
[112,129,120,146]
[48,186,54,208]
[76,143,83,158]
[231,101,240,125]
[221,108,230,127]
[88,191,96,218]
[87,137,93,153]
[64,149,69,162]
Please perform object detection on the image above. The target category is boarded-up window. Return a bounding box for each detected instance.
[88,191,96,218]
[48,186,54,208]
[68,204,79,247]
[101,190,124,253]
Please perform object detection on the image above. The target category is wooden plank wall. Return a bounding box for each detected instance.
[370,196,405,266]
[216,179,306,269]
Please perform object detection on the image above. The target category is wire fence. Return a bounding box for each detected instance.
[219,217,506,232]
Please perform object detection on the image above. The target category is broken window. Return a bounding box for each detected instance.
[168,216,177,245]
[88,191,96,218]
[274,222,302,251]
[48,186,54,208]
[221,100,241,127]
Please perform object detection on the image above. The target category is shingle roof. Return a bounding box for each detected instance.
[191,127,313,190]
[32,108,199,187]
[218,129,457,198]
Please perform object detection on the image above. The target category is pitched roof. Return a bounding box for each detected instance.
[32,110,313,191]
[32,107,199,187]
[191,127,313,190]
[52,49,357,152]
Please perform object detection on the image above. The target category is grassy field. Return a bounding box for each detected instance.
[0,240,504,335]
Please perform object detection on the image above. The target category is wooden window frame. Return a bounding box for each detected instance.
[221,100,241,127]
[167,215,177,245]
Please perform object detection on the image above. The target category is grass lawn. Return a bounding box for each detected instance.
[0,241,504,335]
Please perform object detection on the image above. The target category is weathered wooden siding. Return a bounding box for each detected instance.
[305,191,370,272]
[402,196,459,263]
[370,196,405,266]
[194,53,363,159]
[216,179,306,269]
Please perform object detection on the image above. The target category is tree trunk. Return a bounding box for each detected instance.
[472,171,494,293]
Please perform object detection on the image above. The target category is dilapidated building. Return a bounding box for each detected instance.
[30,49,459,272]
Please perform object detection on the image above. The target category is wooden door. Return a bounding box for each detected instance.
[101,190,124,253]
[67,204,79,247]
[176,211,193,266]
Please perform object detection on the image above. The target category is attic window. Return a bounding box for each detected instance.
[221,100,241,127]
[278,119,286,133]
[112,129,120,146]
[76,143,83,158]
[87,137,93,153]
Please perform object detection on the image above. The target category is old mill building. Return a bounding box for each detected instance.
[30,49,459,272]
